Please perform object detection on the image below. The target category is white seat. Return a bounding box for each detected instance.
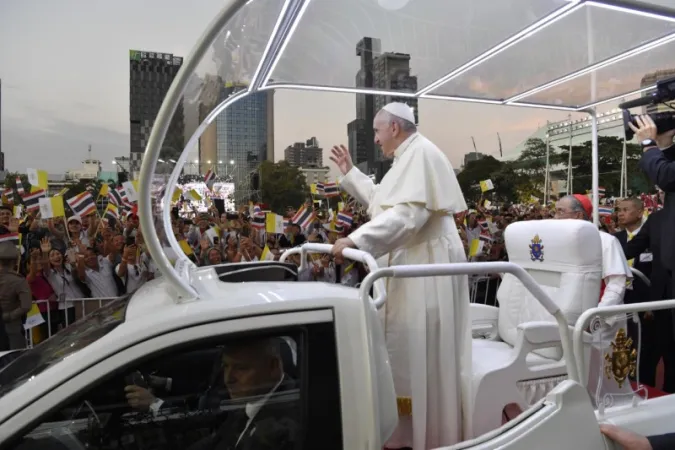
[469,219,602,438]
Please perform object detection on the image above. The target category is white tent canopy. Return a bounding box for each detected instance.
[138,0,675,297]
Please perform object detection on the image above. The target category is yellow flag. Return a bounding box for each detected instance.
[310,184,317,195]
[265,213,277,233]
[98,183,109,198]
[260,244,271,261]
[54,187,69,197]
[172,188,183,202]
[469,239,482,257]
[38,197,65,219]
[187,189,202,201]
[479,179,494,192]
[178,240,194,255]
[27,169,49,190]
[338,202,344,211]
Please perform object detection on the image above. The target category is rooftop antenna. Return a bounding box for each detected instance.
[497,133,503,158]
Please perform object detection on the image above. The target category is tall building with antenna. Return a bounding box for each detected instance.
[129,50,185,178]
[0,79,4,171]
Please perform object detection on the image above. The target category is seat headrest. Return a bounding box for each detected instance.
[504,219,602,272]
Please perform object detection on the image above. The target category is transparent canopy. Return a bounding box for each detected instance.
[139,0,675,296]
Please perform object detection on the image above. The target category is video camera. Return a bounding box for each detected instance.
[621,75,675,140]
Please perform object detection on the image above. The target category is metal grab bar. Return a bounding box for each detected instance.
[280,243,387,308]
[573,298,675,387]
[630,268,651,287]
[359,262,579,383]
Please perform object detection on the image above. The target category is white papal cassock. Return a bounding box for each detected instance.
[340,132,472,449]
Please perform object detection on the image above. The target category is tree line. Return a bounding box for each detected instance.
[457,136,653,204]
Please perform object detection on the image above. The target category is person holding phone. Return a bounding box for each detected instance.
[115,241,145,294]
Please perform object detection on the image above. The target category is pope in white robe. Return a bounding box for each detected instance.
[330,102,472,449]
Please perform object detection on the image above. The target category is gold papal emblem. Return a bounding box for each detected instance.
[603,328,637,388]
[397,397,412,416]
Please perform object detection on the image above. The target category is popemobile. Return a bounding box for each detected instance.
[2,0,675,449]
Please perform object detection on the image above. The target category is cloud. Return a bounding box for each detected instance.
[3,117,127,173]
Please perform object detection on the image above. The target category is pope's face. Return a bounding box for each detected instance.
[373,114,398,158]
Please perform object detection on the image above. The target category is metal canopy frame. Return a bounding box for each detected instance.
[139,0,675,299]
[255,0,675,112]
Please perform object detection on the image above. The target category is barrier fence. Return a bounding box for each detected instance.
[24,297,121,348]
[19,274,500,349]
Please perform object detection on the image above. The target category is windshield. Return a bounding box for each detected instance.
[0,296,130,398]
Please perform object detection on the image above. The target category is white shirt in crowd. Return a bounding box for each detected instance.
[46,265,84,310]
[84,257,118,298]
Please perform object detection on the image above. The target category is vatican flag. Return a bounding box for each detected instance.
[38,197,66,219]
[27,168,49,191]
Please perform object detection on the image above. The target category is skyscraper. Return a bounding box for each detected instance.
[0,79,4,172]
[284,137,323,167]
[348,37,380,167]
[0,79,4,171]
[348,38,418,181]
[129,50,185,177]
[215,83,274,202]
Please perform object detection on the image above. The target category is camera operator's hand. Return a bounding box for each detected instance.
[628,115,658,144]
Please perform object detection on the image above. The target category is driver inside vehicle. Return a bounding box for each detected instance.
[125,337,300,450]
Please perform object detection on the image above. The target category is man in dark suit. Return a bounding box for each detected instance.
[189,337,299,450]
[620,206,675,392]
[630,115,675,296]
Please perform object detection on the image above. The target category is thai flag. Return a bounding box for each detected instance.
[15,178,24,196]
[479,230,493,243]
[598,206,613,216]
[108,187,123,207]
[0,232,19,245]
[292,206,315,231]
[66,192,97,217]
[251,204,265,229]
[322,182,340,198]
[2,188,13,204]
[204,168,216,190]
[315,183,325,195]
[21,189,46,212]
[598,186,606,198]
[478,219,489,230]
[337,211,353,228]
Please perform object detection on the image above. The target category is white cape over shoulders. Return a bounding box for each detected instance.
[341,133,472,449]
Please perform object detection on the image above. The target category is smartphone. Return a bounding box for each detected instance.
[125,236,136,247]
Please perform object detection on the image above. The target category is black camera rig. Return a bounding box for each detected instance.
[621,75,675,141]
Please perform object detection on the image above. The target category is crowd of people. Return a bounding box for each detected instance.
[0,104,672,450]
[0,186,665,351]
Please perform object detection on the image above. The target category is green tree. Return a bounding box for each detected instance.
[491,162,535,203]
[3,172,29,190]
[512,138,549,191]
[555,136,650,196]
[258,161,310,214]
[456,155,503,201]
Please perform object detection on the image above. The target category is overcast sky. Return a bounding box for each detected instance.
[2,0,663,176]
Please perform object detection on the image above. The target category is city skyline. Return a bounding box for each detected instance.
[3,0,665,179]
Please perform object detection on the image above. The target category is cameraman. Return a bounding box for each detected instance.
[630,114,675,297]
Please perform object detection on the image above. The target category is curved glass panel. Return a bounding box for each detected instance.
[429,3,675,101]
[266,0,568,92]
[518,38,675,108]
[145,0,283,265]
